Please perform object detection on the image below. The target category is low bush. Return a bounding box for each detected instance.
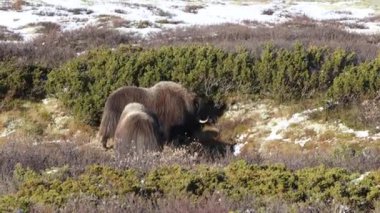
[1,160,380,212]
[254,43,356,101]
[149,19,380,61]
[46,45,255,125]
[0,25,377,125]
[0,60,50,102]
[328,57,380,103]
[47,43,361,125]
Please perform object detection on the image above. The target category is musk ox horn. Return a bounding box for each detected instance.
[199,117,209,124]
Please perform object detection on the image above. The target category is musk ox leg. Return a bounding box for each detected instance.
[98,108,120,149]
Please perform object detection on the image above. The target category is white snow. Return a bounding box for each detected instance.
[294,137,311,147]
[338,123,370,138]
[233,142,248,156]
[287,1,374,21]
[0,129,15,137]
[266,107,324,141]
[0,0,379,41]
[45,168,59,175]
[226,99,380,153]
[351,172,371,184]
[0,118,22,138]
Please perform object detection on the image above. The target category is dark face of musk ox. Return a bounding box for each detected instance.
[173,97,227,142]
[195,98,227,125]
[114,103,163,158]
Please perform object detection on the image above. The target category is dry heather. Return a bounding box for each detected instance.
[0,26,22,41]
[213,99,380,171]
[0,26,138,68]
[0,98,94,142]
[2,97,380,178]
[1,12,380,212]
[148,16,380,61]
[32,193,345,213]
[0,16,378,70]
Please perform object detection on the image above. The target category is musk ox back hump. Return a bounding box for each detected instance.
[149,81,197,140]
[114,103,162,158]
[151,81,196,113]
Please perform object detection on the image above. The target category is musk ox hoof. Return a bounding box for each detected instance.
[103,144,114,150]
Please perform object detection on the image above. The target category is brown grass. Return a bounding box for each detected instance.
[262,8,274,15]
[25,22,61,34]
[217,117,253,142]
[1,133,380,193]
[52,193,292,213]
[13,184,374,212]
[364,15,380,22]
[183,5,204,14]
[1,16,378,70]
[239,139,261,155]
[97,15,131,28]
[346,22,368,30]
[260,142,380,172]
[0,25,22,41]
[136,20,154,29]
[156,19,183,25]
[67,8,93,15]
[0,139,112,179]
[11,0,25,11]
[1,15,380,193]
[29,192,354,213]
[318,130,338,142]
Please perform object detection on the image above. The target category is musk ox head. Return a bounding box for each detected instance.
[114,103,163,158]
[195,97,226,125]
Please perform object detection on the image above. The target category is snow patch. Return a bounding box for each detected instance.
[0,0,379,41]
[45,169,59,175]
[53,115,71,130]
[266,107,323,141]
[233,142,247,156]
[0,118,23,138]
[236,133,248,143]
[0,129,15,137]
[294,137,311,147]
[351,172,371,184]
[338,123,370,138]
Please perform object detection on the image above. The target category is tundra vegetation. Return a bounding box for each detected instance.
[2,18,380,212]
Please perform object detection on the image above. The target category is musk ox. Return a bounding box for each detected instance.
[114,103,163,157]
[98,81,224,149]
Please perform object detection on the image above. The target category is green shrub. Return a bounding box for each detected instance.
[45,43,367,125]
[318,48,357,91]
[2,161,380,212]
[46,45,255,125]
[0,60,50,102]
[328,57,380,103]
[224,160,298,200]
[46,47,138,125]
[254,43,357,101]
[0,164,140,212]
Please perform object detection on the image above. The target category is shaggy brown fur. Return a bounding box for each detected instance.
[98,81,198,149]
[114,103,162,157]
